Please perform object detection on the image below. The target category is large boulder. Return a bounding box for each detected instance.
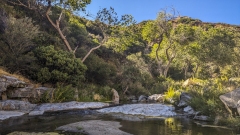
[147,94,164,103]
[111,89,119,104]
[219,88,240,115]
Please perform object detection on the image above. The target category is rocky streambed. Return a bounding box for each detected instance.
[0,100,238,135]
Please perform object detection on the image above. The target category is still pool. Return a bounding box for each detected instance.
[0,110,238,135]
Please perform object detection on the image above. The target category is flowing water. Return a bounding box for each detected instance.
[0,110,238,135]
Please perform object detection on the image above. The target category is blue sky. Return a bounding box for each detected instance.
[85,0,240,25]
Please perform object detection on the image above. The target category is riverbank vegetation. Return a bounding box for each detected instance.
[0,0,240,128]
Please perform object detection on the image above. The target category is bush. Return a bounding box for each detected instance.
[84,54,117,85]
[164,86,181,104]
[41,83,75,103]
[187,77,229,117]
[0,15,39,73]
[34,45,87,85]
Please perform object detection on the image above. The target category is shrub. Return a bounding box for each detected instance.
[187,77,229,117]
[41,83,75,103]
[164,86,181,104]
[34,45,87,85]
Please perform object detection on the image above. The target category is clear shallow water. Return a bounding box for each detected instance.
[0,110,238,135]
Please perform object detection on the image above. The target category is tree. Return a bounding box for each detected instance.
[6,0,91,57]
[0,15,39,73]
[142,9,194,77]
[82,7,136,62]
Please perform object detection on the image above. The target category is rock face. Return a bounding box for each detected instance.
[0,75,26,93]
[97,104,177,117]
[7,87,50,100]
[29,101,109,116]
[219,88,240,115]
[111,89,119,104]
[147,94,164,103]
[0,75,50,101]
[56,120,132,135]
[0,100,36,113]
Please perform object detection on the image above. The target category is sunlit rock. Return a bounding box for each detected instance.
[29,101,109,116]
[112,89,119,104]
[0,111,25,120]
[148,94,164,103]
[97,104,176,117]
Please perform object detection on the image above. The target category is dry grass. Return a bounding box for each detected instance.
[0,67,38,85]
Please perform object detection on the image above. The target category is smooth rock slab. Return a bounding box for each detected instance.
[0,111,25,120]
[97,104,177,117]
[0,100,37,113]
[29,101,109,116]
[56,120,132,135]
[7,131,60,135]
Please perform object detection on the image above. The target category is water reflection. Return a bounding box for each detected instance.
[120,116,236,135]
[0,110,238,135]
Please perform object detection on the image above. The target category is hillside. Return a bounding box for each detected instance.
[1,0,240,123]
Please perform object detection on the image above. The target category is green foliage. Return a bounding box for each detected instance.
[164,86,181,103]
[218,117,240,128]
[41,83,75,103]
[187,77,229,116]
[84,54,117,85]
[77,83,113,101]
[34,45,87,85]
[0,15,39,73]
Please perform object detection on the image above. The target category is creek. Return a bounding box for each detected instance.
[0,109,238,135]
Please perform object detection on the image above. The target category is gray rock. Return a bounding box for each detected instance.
[178,92,192,107]
[219,88,240,115]
[138,95,148,102]
[193,115,211,121]
[0,100,37,113]
[112,89,119,104]
[183,106,196,115]
[131,99,138,103]
[56,120,132,135]
[219,88,240,108]
[128,95,137,100]
[7,86,51,99]
[7,131,60,135]
[0,111,25,120]
[148,94,164,102]
[29,101,109,115]
[237,100,240,115]
[97,104,177,117]
[0,75,26,93]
